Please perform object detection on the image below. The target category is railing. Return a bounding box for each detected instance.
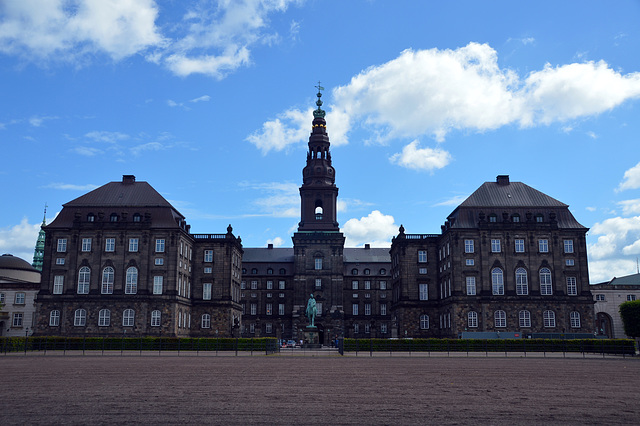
[0,336,279,356]
[405,234,439,239]
[191,234,227,239]
[343,338,636,357]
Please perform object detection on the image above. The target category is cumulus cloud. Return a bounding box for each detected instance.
[248,43,640,168]
[342,210,397,247]
[588,215,640,282]
[618,199,640,216]
[246,182,299,218]
[0,218,41,261]
[617,161,640,192]
[246,108,311,154]
[266,237,284,247]
[84,130,129,143]
[43,182,99,191]
[588,259,639,284]
[389,140,452,172]
[0,0,163,61]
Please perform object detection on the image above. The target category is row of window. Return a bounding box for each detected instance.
[243,303,288,316]
[54,266,158,295]
[486,212,547,223]
[418,310,582,330]
[1,292,26,304]
[352,322,389,334]
[86,213,143,223]
[351,303,388,316]
[595,294,637,302]
[351,280,387,290]
[241,280,286,290]
[51,308,219,329]
[243,267,287,275]
[464,239,574,254]
[350,268,387,275]
[57,238,166,253]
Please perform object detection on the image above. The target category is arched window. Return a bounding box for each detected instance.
[49,310,60,326]
[315,257,322,270]
[540,268,553,295]
[515,268,528,295]
[267,268,273,275]
[133,213,142,222]
[352,268,358,275]
[110,213,118,222]
[570,311,581,328]
[251,268,258,274]
[494,310,506,328]
[279,268,286,275]
[380,268,386,275]
[123,309,135,327]
[151,310,161,327]
[420,314,429,329]
[491,268,504,295]
[468,311,478,328]
[364,269,370,275]
[74,309,86,326]
[543,310,555,327]
[77,266,90,294]
[519,310,531,328]
[201,314,211,329]
[488,214,498,223]
[315,200,323,220]
[102,267,114,294]
[98,309,110,326]
[125,267,138,294]
[511,213,520,223]
[87,213,95,222]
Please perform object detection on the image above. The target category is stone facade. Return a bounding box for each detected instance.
[590,273,640,338]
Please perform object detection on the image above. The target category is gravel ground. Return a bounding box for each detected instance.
[2,354,639,425]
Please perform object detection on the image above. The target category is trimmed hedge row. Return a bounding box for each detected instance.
[343,338,636,355]
[0,336,279,353]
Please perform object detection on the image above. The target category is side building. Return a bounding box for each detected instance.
[591,272,640,338]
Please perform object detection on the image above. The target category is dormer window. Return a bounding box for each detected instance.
[87,213,95,222]
[489,214,497,223]
[110,213,118,222]
[535,214,544,223]
[133,213,142,222]
[512,214,520,223]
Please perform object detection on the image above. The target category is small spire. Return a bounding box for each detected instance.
[313,81,326,118]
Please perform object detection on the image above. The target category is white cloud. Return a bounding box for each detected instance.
[618,199,640,216]
[588,259,639,284]
[389,140,452,172]
[249,43,640,159]
[0,218,41,261]
[617,161,640,191]
[342,210,397,247]
[588,215,640,282]
[130,142,165,156]
[246,182,299,217]
[29,115,58,127]
[0,0,163,61]
[190,95,210,103]
[43,182,99,191]
[266,237,284,247]
[246,108,311,154]
[72,146,102,156]
[433,195,469,207]
[84,130,129,143]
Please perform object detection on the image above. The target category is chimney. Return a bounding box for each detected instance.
[496,175,510,186]
[364,243,370,249]
[268,243,274,249]
[122,175,136,184]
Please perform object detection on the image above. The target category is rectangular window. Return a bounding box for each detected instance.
[204,250,213,262]
[539,239,549,253]
[279,281,285,290]
[595,294,605,301]
[251,280,258,290]
[354,324,359,334]
[50,310,60,326]
[564,240,574,253]
[466,276,476,295]
[155,239,165,253]
[419,283,429,300]
[315,258,322,270]
[153,276,163,294]
[56,258,65,265]
[566,259,575,266]
[419,267,427,275]
[13,313,23,327]
[418,250,427,262]
[81,238,92,252]
[466,259,474,266]
[315,278,322,289]
[380,323,388,334]
[364,303,371,316]
[465,239,474,253]
[105,238,115,252]
[491,239,501,253]
[52,276,64,294]
[241,281,246,289]
[265,323,273,333]
[515,239,525,253]
[250,303,257,315]
[566,277,577,296]
[519,311,531,328]
[129,238,139,252]
[266,280,273,290]
[352,280,358,290]
[628,295,637,301]
[266,303,272,315]
[154,258,164,265]
[364,281,371,290]
[204,267,212,273]
[203,283,212,300]
[379,281,387,290]
[380,303,387,316]
[15,292,25,304]
[352,304,358,316]
[57,238,67,252]
[278,304,285,315]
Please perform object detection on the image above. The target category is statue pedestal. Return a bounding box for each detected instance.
[303,326,321,348]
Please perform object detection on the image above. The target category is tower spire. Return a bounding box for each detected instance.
[298,83,339,232]
[32,203,47,271]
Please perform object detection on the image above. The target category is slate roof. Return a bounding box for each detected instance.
[343,248,390,263]
[64,181,175,208]
[592,272,640,287]
[459,181,567,208]
[242,248,294,263]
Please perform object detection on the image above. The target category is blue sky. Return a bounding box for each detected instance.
[1,0,640,283]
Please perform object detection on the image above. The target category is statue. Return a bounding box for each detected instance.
[306,294,317,327]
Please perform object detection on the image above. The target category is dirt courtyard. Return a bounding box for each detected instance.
[2,354,639,425]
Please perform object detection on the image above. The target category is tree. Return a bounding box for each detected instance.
[619,300,640,338]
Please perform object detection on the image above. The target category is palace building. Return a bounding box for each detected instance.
[33,89,595,343]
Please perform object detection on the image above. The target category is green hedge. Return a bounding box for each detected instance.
[343,338,636,355]
[0,336,279,353]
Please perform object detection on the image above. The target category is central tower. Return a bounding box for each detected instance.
[298,86,339,231]
[292,85,345,345]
